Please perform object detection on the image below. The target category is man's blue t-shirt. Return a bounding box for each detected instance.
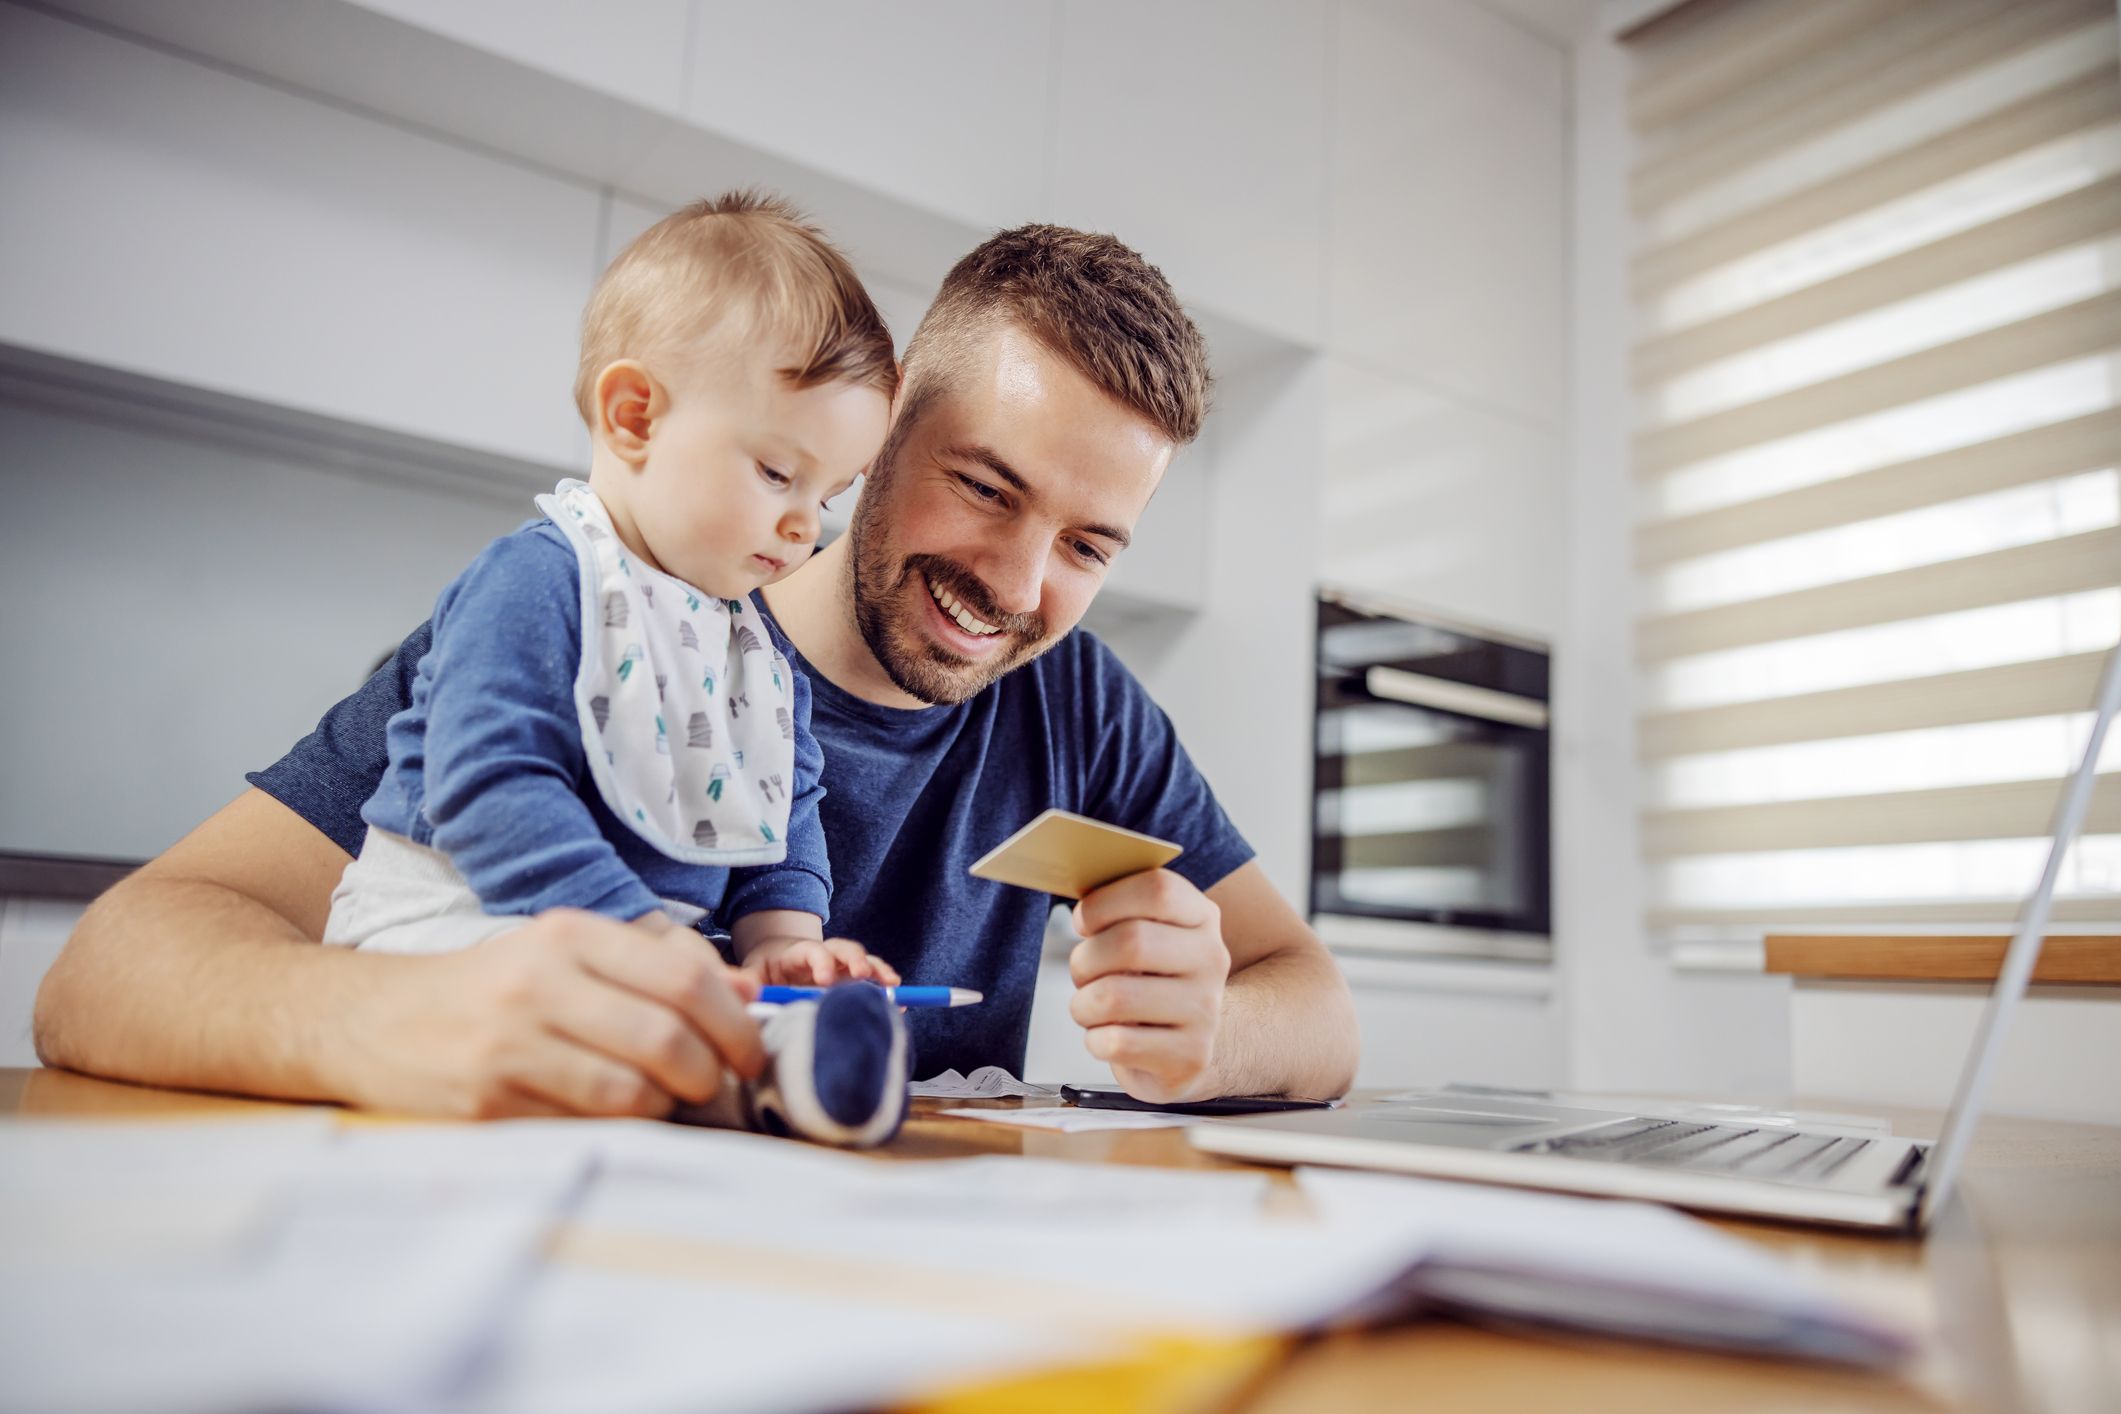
[250,586,1254,1078]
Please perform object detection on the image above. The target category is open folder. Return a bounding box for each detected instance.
[0,1116,1911,1414]
[1299,1167,1909,1365]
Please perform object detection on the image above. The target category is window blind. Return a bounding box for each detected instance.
[1624,0,2121,931]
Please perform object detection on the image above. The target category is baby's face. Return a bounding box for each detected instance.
[630,353,890,598]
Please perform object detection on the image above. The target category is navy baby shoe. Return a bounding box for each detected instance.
[749,981,911,1149]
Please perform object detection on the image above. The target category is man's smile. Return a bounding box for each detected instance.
[925,575,1001,636]
[919,571,1010,655]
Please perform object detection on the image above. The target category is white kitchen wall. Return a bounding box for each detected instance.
[1051,0,1331,347]
[4,0,1582,1090]
[0,397,530,861]
[0,3,602,467]
[354,0,696,115]
[1330,0,1569,429]
[1792,983,2121,1126]
[681,2,1057,231]
[1323,360,1567,643]
[1319,0,1570,646]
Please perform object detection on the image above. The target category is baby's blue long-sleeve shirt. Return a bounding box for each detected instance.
[360,519,831,928]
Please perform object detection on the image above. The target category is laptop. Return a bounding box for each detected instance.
[1192,643,2121,1234]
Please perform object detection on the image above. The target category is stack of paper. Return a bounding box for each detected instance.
[0,1113,1914,1413]
[458,1121,1412,1414]
[1298,1168,1912,1365]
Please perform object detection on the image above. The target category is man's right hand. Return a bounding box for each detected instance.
[329,910,765,1119]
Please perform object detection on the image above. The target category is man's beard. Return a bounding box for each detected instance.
[846,495,1052,706]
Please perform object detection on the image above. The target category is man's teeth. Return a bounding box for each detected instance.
[928,579,1000,636]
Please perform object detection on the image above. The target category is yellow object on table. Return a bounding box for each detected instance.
[908,1333,1291,1414]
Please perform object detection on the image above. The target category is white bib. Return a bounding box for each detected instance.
[538,479,795,866]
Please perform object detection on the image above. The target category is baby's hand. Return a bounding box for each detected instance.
[744,937,901,988]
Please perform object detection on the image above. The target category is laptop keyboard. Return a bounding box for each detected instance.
[1513,1118,1873,1184]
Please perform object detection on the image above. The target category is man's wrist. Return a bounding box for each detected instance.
[1183,1044,1228,1104]
[1179,992,1239,1101]
[294,942,411,1108]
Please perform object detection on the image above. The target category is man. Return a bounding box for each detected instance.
[33,224,1359,1118]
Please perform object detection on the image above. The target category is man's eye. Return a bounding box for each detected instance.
[1069,538,1109,566]
[957,474,1002,503]
[758,464,791,487]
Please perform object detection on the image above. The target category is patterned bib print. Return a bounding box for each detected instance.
[537,479,796,866]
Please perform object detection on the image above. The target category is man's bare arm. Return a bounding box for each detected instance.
[1206,861,1359,1100]
[33,788,765,1115]
[34,789,359,1098]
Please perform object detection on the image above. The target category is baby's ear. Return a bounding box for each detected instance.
[593,360,660,465]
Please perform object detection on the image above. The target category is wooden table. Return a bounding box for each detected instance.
[6,1067,2118,1412]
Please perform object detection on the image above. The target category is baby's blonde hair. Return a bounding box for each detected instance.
[573,190,899,426]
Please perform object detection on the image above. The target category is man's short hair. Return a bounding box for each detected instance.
[900,225,1212,445]
[573,190,899,425]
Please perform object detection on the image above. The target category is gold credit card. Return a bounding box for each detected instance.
[967,809,1184,900]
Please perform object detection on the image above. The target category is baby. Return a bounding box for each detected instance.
[322,192,907,1145]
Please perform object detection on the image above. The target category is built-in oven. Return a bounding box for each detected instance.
[1310,593,1552,958]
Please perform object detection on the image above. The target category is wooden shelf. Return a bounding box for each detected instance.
[1764,934,2121,985]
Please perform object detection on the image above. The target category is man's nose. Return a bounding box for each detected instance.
[971,527,1045,618]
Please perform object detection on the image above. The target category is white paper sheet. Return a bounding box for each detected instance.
[1296,1167,1914,1364]
[471,1159,1417,1414]
[0,1116,336,1268]
[12,1104,1912,1414]
[936,1105,1195,1132]
[910,1066,1060,1099]
[580,1146,1272,1232]
[0,1121,590,1414]
[442,1117,1397,1413]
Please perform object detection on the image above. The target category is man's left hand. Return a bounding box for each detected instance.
[1067,869,1230,1105]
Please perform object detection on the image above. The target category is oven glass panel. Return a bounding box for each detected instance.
[1312,600,1551,939]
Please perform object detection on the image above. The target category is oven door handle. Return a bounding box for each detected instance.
[1363,666,1551,729]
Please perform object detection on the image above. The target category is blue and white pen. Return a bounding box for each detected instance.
[754,985,983,1008]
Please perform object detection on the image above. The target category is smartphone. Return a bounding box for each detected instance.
[1059,1084,1339,1116]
